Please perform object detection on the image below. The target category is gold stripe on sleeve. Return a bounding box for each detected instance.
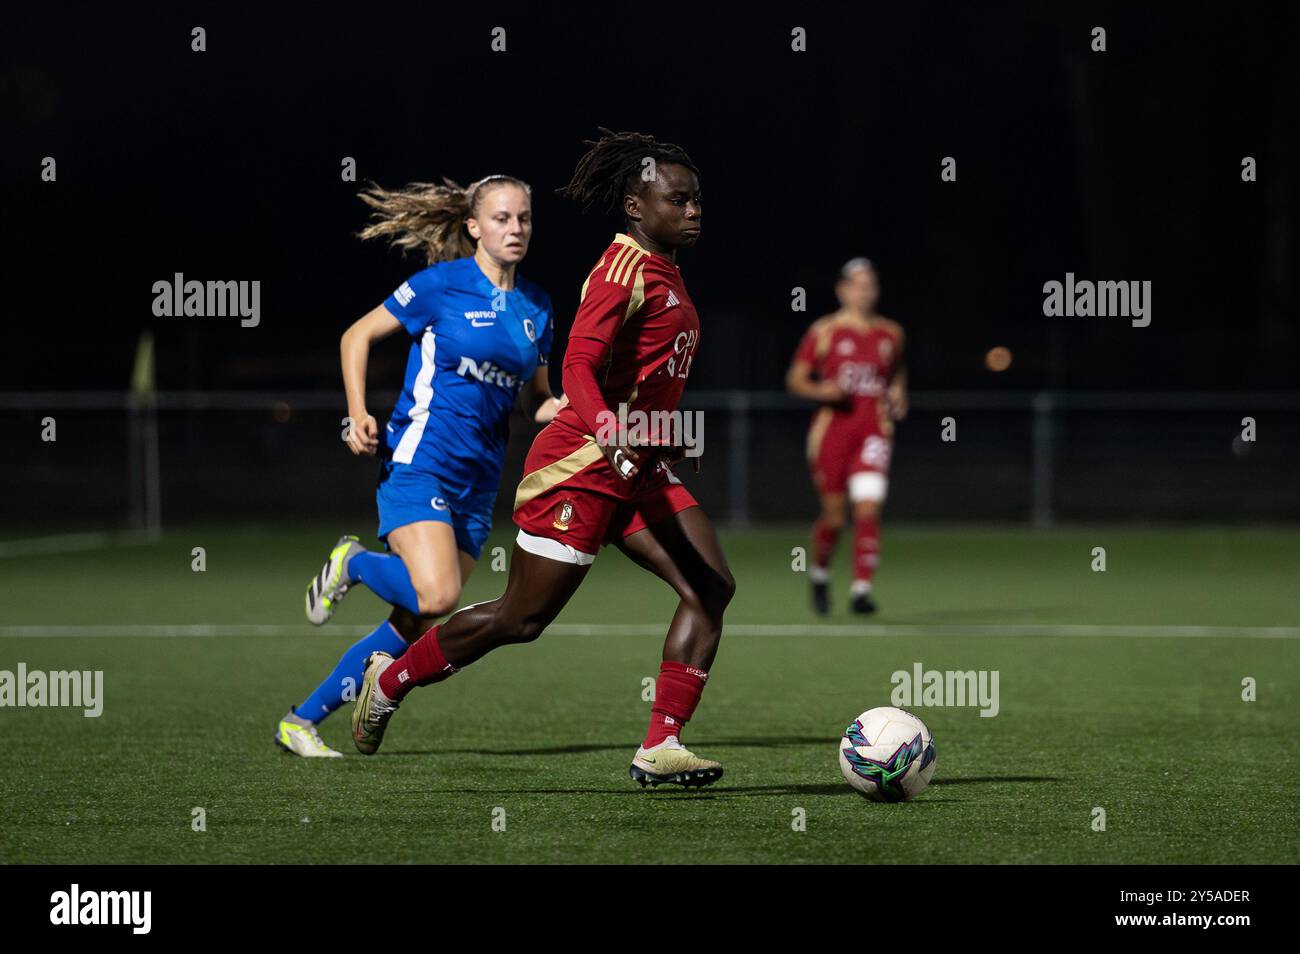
[614,249,645,286]
[621,265,646,327]
[605,245,634,283]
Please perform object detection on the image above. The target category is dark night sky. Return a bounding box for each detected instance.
[4,2,1297,394]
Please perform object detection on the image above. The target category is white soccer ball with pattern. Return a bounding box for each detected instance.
[838,706,936,802]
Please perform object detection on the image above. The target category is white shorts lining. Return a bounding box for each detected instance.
[515,529,597,566]
[848,471,889,503]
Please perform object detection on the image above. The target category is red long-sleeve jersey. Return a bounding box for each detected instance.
[555,233,701,444]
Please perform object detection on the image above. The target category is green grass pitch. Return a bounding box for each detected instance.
[1,524,1297,864]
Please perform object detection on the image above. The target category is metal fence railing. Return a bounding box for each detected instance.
[3,390,1298,536]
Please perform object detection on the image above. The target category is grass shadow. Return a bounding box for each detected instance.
[390,735,831,758]
[935,775,1063,785]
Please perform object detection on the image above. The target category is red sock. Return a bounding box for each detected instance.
[644,661,708,748]
[379,624,456,700]
[811,517,839,576]
[853,515,880,587]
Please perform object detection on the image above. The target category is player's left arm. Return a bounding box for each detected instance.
[885,323,908,422]
[522,366,567,423]
[521,301,565,423]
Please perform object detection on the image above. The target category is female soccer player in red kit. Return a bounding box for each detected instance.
[350,130,735,788]
[786,258,907,615]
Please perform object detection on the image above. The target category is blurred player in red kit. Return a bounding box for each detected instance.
[350,130,735,788]
[786,258,907,614]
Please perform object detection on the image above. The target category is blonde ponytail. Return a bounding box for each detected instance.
[358,175,532,265]
[357,179,474,264]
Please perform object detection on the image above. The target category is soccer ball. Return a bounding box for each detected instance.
[838,707,936,802]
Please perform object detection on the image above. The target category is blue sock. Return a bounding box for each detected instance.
[348,551,421,616]
[295,621,410,723]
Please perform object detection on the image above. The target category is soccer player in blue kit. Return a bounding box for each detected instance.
[276,175,564,756]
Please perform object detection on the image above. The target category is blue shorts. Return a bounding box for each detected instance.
[375,461,496,561]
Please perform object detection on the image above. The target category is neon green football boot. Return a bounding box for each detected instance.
[274,711,343,758]
[305,535,365,625]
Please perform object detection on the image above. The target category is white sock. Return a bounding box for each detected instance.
[642,736,682,753]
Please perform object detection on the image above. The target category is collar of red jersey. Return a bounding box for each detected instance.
[612,232,671,263]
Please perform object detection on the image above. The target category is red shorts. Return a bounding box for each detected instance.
[513,422,699,557]
[807,409,893,497]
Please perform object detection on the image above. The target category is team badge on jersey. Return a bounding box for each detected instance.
[524,318,536,343]
[837,338,856,356]
[552,499,574,532]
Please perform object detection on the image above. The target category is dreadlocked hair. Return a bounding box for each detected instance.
[357,175,531,264]
[557,128,698,214]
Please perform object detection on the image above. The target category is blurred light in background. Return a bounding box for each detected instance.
[985,346,1013,372]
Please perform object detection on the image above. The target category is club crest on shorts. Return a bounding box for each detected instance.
[552,499,574,531]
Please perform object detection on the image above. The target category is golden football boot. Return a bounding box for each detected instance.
[351,652,400,755]
[629,740,724,788]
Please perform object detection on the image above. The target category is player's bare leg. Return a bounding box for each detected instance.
[616,505,735,788]
[351,547,588,753]
[617,506,734,669]
[385,522,469,618]
[384,545,476,642]
[285,551,467,757]
[433,547,590,666]
[810,491,846,615]
[386,604,440,642]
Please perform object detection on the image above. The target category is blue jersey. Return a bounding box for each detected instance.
[381,256,553,491]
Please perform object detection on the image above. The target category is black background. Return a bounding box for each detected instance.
[5,2,1296,397]
[0,864,1284,936]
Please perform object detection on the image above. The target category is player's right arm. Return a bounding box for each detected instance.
[786,319,846,403]
[340,305,402,455]
[341,268,443,456]
[562,254,647,480]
